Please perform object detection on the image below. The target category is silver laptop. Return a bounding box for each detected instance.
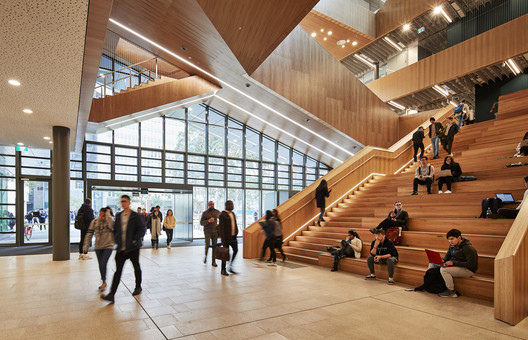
[496,193,515,203]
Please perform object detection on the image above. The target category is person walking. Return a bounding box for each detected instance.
[412,126,425,162]
[200,201,220,267]
[149,209,162,249]
[315,179,331,225]
[429,117,443,159]
[83,207,114,291]
[163,209,175,249]
[77,198,94,260]
[217,200,239,276]
[101,195,146,303]
[271,209,286,264]
[259,210,275,263]
[442,117,459,156]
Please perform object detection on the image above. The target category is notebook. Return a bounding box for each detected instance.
[496,193,515,203]
[436,169,452,177]
[425,249,445,267]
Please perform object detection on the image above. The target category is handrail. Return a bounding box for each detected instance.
[242,105,454,259]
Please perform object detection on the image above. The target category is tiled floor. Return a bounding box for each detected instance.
[2,244,528,339]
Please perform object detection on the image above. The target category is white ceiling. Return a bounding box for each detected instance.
[0,0,89,150]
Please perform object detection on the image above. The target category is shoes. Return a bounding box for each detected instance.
[268,262,277,266]
[449,153,453,156]
[369,228,377,234]
[212,262,217,267]
[167,244,171,249]
[438,289,457,298]
[411,192,418,195]
[221,269,229,276]
[316,220,321,226]
[266,259,272,263]
[82,254,92,260]
[101,294,114,303]
[78,254,84,260]
[282,256,287,263]
[228,267,239,274]
[98,282,107,291]
[330,267,338,272]
[132,287,142,296]
[387,278,395,285]
[364,274,376,280]
[438,190,443,194]
[427,191,432,195]
[204,256,207,264]
[444,190,452,194]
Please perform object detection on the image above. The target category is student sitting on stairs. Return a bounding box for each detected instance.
[369,201,409,233]
[437,156,462,194]
[412,156,435,195]
[328,229,362,272]
[365,229,399,285]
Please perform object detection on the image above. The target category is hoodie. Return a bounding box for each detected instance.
[443,237,478,273]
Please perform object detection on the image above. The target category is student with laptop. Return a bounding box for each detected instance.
[497,176,528,218]
[427,229,478,298]
[437,156,462,194]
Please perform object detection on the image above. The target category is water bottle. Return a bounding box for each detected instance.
[486,207,492,218]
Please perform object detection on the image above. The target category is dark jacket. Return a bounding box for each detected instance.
[387,209,409,228]
[315,187,331,208]
[370,238,399,258]
[77,203,94,231]
[412,130,425,145]
[444,123,459,139]
[428,122,443,138]
[443,237,478,273]
[200,208,221,234]
[259,219,275,238]
[217,210,238,244]
[441,162,462,178]
[114,210,146,252]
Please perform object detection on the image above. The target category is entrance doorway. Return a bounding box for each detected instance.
[22,179,51,245]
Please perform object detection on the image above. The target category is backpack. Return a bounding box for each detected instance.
[74,210,86,230]
[480,198,502,218]
[414,267,448,294]
[386,227,401,245]
[454,105,463,113]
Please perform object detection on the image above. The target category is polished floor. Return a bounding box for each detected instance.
[2,244,528,340]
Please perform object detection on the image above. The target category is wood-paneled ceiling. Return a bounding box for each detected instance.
[299,10,375,61]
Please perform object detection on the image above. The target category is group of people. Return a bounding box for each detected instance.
[414,116,459,162]
[412,155,462,195]
[259,209,286,265]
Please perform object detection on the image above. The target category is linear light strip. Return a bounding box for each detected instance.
[383,36,403,51]
[433,85,449,97]
[109,19,354,159]
[354,54,375,68]
[506,59,520,75]
[215,95,344,163]
[105,95,215,128]
[440,8,452,23]
[388,101,405,110]
[283,172,386,242]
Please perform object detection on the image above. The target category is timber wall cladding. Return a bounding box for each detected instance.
[251,26,399,149]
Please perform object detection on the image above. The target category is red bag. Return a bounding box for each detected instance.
[386,227,401,245]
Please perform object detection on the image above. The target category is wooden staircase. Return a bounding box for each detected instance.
[283,113,528,301]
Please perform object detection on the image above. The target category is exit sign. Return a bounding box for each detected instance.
[417,27,425,34]
[16,146,28,152]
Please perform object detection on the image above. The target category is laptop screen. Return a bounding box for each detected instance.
[496,193,515,203]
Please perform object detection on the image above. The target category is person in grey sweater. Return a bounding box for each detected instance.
[412,156,435,195]
[200,201,221,267]
[84,207,115,290]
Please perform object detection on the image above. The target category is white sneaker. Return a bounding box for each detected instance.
[438,190,443,194]
[78,254,84,260]
[444,190,452,194]
[449,154,453,156]
[168,244,171,249]
[83,254,92,260]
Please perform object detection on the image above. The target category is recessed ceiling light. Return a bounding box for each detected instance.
[311,32,316,37]
[328,31,332,35]
[352,41,358,46]
[346,39,350,43]
[43,136,51,140]
[341,45,345,48]
[320,28,324,32]
[8,79,21,86]
[403,23,411,31]
[49,141,53,144]
[323,37,327,41]
[337,40,346,45]
[23,109,33,114]
[17,142,24,146]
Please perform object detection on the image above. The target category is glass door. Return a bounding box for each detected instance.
[22,180,50,245]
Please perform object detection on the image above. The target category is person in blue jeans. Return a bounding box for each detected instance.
[429,117,443,159]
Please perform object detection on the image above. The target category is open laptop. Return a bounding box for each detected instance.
[496,193,515,203]
[425,249,445,267]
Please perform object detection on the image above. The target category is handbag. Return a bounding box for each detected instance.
[214,244,230,261]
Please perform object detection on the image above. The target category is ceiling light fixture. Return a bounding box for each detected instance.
[323,37,327,41]
[341,45,345,48]
[215,95,344,163]
[403,23,411,31]
[311,32,316,37]
[449,101,458,107]
[388,101,406,110]
[353,54,375,68]
[8,79,21,86]
[320,28,324,32]
[23,109,33,114]
[383,36,403,51]
[17,142,24,146]
[43,136,51,140]
[109,19,355,160]
[346,39,350,43]
[506,58,521,75]
[433,85,449,97]
[352,41,358,46]
[49,141,53,144]
[327,31,332,35]
[434,5,452,23]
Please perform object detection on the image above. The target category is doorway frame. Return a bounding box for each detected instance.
[18,176,52,246]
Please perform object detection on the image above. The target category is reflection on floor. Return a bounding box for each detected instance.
[1,244,528,339]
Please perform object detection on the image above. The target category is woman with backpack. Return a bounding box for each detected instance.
[83,207,115,291]
[315,179,331,225]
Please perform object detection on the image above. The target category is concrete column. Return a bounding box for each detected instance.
[374,62,380,80]
[52,126,70,261]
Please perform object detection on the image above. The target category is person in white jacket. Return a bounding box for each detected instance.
[329,229,362,272]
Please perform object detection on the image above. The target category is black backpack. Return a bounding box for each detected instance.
[74,210,86,230]
[414,267,447,294]
[480,198,502,218]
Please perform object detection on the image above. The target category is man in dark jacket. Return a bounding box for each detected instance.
[432,229,478,298]
[217,200,239,276]
[102,195,146,302]
[429,117,443,159]
[78,198,94,260]
[370,201,409,233]
[412,126,425,162]
[200,201,221,267]
[442,116,459,156]
[365,229,399,285]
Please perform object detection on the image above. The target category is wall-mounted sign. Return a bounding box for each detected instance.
[418,27,425,34]
[15,146,28,152]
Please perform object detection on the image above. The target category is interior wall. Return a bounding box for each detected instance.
[475,74,528,122]
[251,26,399,149]
[398,109,439,139]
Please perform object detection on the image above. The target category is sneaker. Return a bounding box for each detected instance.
[132,287,142,296]
[228,267,239,275]
[268,262,277,267]
[438,190,443,194]
[427,191,432,195]
[449,153,453,156]
[364,274,376,280]
[369,228,377,234]
[282,256,287,263]
[101,294,115,303]
[411,192,418,195]
[204,256,207,264]
[330,267,338,272]
[78,254,84,260]
[167,244,171,249]
[83,254,92,260]
[212,262,217,267]
[387,278,395,285]
[221,269,229,276]
[444,190,452,194]
[438,289,457,298]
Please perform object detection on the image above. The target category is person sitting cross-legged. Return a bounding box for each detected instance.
[365,229,399,285]
[429,229,478,298]
[328,229,362,272]
[412,156,434,195]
